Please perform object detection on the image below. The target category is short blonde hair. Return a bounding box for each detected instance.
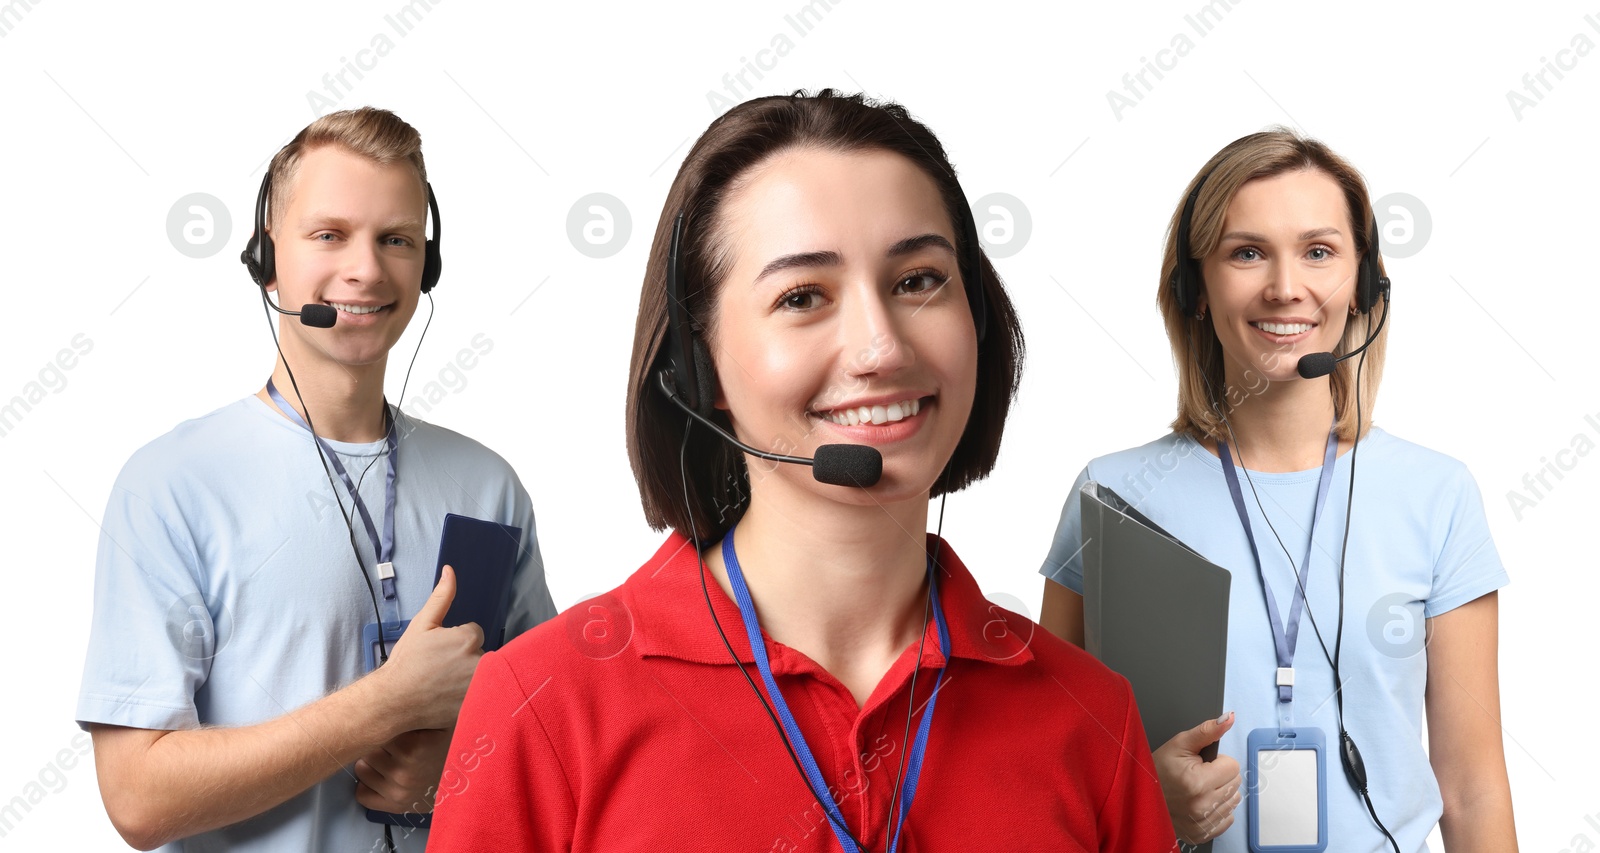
[266,107,427,230]
[1157,129,1388,443]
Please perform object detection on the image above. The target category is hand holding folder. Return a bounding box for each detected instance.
[364,513,524,829]
[1080,481,1232,851]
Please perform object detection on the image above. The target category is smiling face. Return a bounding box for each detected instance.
[1199,168,1362,386]
[266,144,428,368]
[706,146,979,504]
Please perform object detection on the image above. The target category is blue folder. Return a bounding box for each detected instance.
[433,512,523,652]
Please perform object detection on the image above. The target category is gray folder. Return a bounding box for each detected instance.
[1081,481,1230,852]
[1080,480,1231,760]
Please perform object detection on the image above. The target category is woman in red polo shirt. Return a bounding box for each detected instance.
[427,90,1176,852]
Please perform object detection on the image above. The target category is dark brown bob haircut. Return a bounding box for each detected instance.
[625,89,1025,540]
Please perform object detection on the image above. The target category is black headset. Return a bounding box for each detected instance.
[1169,173,1389,320]
[657,196,989,416]
[240,168,444,294]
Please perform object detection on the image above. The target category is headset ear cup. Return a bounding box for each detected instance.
[1173,175,1207,320]
[242,232,275,288]
[1357,214,1383,313]
[421,240,442,293]
[691,338,718,416]
[1356,241,1373,313]
[1170,268,1190,318]
[421,183,443,294]
[241,235,264,286]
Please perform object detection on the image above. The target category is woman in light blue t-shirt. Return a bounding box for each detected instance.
[1038,130,1516,851]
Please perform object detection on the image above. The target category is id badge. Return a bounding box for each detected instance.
[1246,727,1327,852]
[361,620,409,673]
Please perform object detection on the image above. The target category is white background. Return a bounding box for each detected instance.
[1,0,1595,849]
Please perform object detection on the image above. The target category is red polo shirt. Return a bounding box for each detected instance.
[428,534,1177,852]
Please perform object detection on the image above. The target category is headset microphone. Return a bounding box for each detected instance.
[657,372,883,487]
[262,296,338,329]
[1295,287,1390,379]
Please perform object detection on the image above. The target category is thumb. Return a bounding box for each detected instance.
[1170,711,1235,757]
[412,564,458,630]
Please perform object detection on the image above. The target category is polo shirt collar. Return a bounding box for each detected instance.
[628,532,1036,671]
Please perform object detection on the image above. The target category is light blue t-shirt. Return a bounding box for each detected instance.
[1040,428,1507,853]
[77,395,557,853]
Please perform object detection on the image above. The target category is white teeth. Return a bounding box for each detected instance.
[1253,321,1312,336]
[823,398,923,426]
[330,302,384,315]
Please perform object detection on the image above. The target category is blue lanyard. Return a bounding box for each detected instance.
[1217,427,1337,705]
[267,379,401,624]
[720,528,950,853]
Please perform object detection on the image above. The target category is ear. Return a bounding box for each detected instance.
[710,367,728,412]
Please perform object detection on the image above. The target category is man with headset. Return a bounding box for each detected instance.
[75,107,555,851]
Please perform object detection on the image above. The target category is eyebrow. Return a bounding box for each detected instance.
[887,233,957,258]
[299,213,424,233]
[752,233,957,284]
[1219,227,1344,242]
[754,250,841,283]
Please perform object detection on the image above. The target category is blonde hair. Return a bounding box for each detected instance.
[1158,129,1388,443]
[266,107,427,230]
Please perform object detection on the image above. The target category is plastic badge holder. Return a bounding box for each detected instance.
[1246,726,1327,852]
[360,619,431,828]
[361,620,409,673]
